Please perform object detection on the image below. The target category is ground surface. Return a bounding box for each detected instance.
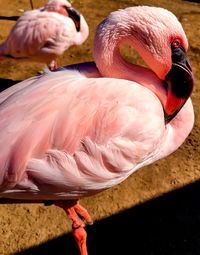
[0,0,200,254]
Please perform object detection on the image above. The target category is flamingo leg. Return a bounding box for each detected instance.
[55,200,93,255]
[48,59,59,71]
[37,60,59,75]
[30,0,34,9]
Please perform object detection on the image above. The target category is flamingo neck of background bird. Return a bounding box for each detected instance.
[43,0,71,16]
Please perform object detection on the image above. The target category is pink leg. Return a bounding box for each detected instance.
[73,201,93,225]
[55,200,93,255]
[72,225,88,255]
[48,60,59,71]
[30,0,34,9]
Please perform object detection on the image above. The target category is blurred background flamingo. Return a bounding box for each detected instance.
[0,5,194,255]
[0,0,89,70]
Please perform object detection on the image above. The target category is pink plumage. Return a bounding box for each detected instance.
[0,6,194,255]
[0,0,89,70]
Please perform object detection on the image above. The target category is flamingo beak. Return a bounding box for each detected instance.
[164,46,194,124]
[66,7,81,32]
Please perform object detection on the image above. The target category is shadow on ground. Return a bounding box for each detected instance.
[15,179,200,255]
[183,0,200,2]
[0,78,21,92]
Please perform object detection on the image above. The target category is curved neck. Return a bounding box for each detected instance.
[93,27,167,106]
[93,32,194,153]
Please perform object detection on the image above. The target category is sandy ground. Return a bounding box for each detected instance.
[0,0,200,254]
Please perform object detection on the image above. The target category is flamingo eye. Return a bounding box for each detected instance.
[171,39,181,49]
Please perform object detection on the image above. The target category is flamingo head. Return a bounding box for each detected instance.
[123,6,194,123]
[164,39,194,123]
[45,0,81,31]
[96,6,194,123]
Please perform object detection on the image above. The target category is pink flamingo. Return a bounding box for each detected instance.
[0,6,194,255]
[0,0,89,70]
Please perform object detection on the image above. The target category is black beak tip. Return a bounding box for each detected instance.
[164,111,175,125]
[164,45,194,124]
[168,62,194,99]
[66,7,81,32]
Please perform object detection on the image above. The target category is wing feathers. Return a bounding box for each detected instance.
[0,71,164,199]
